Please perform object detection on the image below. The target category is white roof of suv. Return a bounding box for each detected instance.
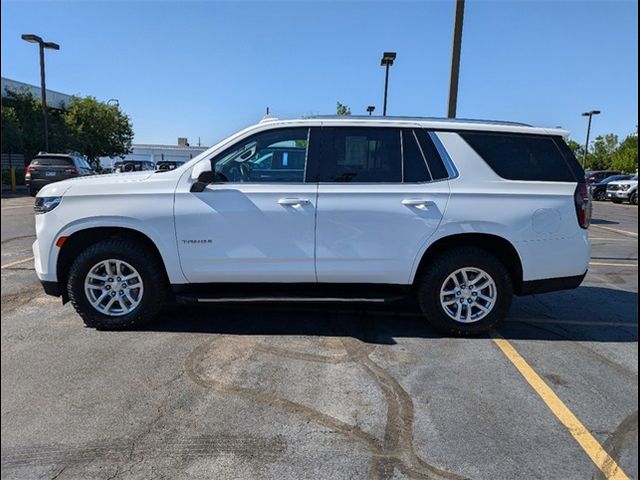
[260,115,569,137]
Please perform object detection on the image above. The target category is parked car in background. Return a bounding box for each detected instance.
[606,175,638,205]
[590,174,633,201]
[585,170,621,185]
[114,161,155,173]
[25,153,94,196]
[32,116,591,336]
[156,161,185,171]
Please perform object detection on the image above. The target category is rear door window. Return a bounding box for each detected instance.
[315,127,402,182]
[459,132,582,182]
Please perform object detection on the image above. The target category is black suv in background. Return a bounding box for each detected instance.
[25,153,94,196]
[156,160,185,171]
[114,160,155,173]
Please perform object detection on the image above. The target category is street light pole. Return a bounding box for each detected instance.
[367,106,375,116]
[380,52,396,116]
[447,0,465,118]
[581,110,601,169]
[21,34,60,152]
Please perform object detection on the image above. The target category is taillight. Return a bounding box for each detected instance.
[26,165,33,174]
[65,167,79,174]
[574,182,592,229]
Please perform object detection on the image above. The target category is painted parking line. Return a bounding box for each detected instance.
[591,224,638,238]
[1,204,34,210]
[492,334,629,480]
[589,262,638,268]
[1,256,34,270]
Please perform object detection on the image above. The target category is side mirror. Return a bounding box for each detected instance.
[190,170,215,193]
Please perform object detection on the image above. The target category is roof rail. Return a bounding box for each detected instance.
[302,115,532,127]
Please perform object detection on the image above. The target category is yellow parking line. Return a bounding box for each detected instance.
[0,256,34,269]
[591,224,638,238]
[492,334,629,480]
[589,262,638,268]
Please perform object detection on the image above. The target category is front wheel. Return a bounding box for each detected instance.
[594,190,606,201]
[630,192,638,206]
[67,238,167,329]
[416,247,513,336]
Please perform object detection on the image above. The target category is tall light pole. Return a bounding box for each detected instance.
[21,34,60,152]
[581,110,601,169]
[366,105,375,116]
[380,52,396,116]
[447,0,465,118]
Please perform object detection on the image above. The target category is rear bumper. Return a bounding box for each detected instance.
[517,271,587,296]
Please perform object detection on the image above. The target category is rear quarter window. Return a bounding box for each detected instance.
[459,132,583,182]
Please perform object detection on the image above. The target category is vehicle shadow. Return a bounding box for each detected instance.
[144,286,638,344]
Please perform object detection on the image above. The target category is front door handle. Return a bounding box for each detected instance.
[278,198,310,206]
[401,199,435,208]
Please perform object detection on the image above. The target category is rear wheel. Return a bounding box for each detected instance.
[416,247,513,336]
[67,238,167,329]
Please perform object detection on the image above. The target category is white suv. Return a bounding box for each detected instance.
[606,175,638,205]
[33,117,591,335]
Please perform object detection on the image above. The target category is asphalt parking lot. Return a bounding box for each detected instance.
[1,195,637,480]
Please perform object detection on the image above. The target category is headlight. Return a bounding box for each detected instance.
[34,196,62,214]
[620,184,631,190]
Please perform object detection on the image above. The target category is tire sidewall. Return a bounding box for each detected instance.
[418,248,513,336]
[68,240,164,329]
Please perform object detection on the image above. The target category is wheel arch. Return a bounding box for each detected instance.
[411,233,525,294]
[56,226,171,302]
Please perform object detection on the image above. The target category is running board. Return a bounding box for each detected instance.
[171,282,412,305]
[176,295,397,304]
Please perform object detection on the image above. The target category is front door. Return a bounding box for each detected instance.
[175,127,318,283]
[312,127,450,284]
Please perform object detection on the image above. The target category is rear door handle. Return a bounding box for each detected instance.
[401,199,435,207]
[278,198,310,206]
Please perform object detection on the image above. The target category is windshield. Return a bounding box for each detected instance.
[601,175,630,183]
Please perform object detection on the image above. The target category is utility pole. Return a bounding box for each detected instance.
[447,0,465,118]
[581,110,601,169]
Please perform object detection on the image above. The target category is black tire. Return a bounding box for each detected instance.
[630,192,638,206]
[594,190,606,201]
[416,247,513,336]
[67,238,167,329]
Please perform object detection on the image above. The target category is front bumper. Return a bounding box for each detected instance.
[606,190,631,200]
[40,279,61,297]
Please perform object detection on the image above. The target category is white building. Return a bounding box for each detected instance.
[1,77,73,109]
[100,141,208,170]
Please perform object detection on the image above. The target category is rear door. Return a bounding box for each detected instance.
[311,127,450,284]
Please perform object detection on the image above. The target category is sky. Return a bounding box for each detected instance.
[1,0,638,147]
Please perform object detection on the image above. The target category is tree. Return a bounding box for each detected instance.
[1,90,45,162]
[611,129,638,173]
[587,133,618,170]
[64,96,133,169]
[1,104,23,154]
[336,101,351,116]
